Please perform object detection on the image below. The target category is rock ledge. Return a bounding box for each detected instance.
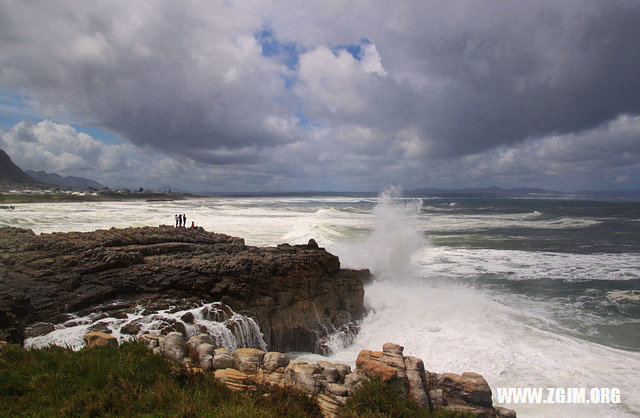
[0,226,369,352]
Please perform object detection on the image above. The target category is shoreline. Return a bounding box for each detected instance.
[0,225,368,353]
[0,192,198,204]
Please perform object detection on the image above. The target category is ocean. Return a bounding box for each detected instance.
[1,192,639,417]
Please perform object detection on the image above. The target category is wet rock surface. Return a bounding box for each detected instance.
[0,226,369,352]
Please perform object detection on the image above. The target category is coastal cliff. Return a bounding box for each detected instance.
[0,226,369,352]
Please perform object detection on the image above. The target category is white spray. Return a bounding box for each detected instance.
[342,188,424,280]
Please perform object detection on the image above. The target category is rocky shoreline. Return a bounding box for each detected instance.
[81,332,516,417]
[0,226,369,352]
[1,225,517,417]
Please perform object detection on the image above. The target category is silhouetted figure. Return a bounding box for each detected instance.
[191,221,196,229]
[175,214,179,228]
[183,214,187,228]
[178,214,183,227]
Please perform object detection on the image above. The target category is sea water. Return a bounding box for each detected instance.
[1,192,639,417]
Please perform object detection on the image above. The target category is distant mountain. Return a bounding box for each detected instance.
[25,170,104,189]
[406,185,563,198]
[0,149,41,184]
[406,186,640,199]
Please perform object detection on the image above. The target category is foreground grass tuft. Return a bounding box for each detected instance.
[0,341,320,417]
[340,378,474,417]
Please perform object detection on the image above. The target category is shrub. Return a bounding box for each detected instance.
[340,378,474,418]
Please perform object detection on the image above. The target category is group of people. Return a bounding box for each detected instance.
[175,213,196,229]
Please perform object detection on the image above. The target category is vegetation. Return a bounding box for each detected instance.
[340,378,473,418]
[0,342,474,417]
[0,342,320,417]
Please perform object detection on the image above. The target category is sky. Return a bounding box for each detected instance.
[1,1,639,192]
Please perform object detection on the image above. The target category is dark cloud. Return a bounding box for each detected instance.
[0,0,639,190]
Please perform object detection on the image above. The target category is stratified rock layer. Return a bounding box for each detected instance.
[134,335,517,418]
[0,226,368,352]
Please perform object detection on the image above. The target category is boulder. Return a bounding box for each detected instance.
[441,372,493,408]
[87,322,112,334]
[233,348,265,374]
[283,362,325,395]
[317,393,347,418]
[496,406,518,417]
[333,363,352,381]
[181,312,195,324]
[135,339,517,418]
[138,333,162,350]
[159,332,186,363]
[381,342,408,382]
[83,331,118,348]
[195,343,215,370]
[324,383,349,397]
[429,388,445,410]
[356,350,399,382]
[317,360,340,383]
[382,342,404,355]
[262,351,290,372]
[255,368,286,387]
[212,347,235,370]
[187,333,213,360]
[120,321,142,335]
[404,356,429,408]
[355,343,409,392]
[344,371,365,391]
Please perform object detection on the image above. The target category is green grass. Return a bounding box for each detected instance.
[0,341,320,417]
[0,342,475,417]
[340,378,474,418]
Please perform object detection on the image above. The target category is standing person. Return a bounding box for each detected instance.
[178,214,182,228]
[175,214,179,228]
[183,214,187,228]
[191,221,196,229]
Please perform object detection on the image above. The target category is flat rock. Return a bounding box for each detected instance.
[83,331,118,348]
[214,368,256,392]
[0,226,369,352]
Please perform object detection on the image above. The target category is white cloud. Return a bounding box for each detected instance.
[360,43,386,76]
[0,120,165,186]
[0,1,639,190]
[296,47,370,114]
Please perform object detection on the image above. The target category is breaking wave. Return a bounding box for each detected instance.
[24,302,266,352]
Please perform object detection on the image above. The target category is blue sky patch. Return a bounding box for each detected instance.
[255,28,300,71]
[333,38,372,60]
[73,125,126,145]
[0,90,38,130]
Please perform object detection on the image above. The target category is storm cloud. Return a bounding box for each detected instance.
[0,0,639,190]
